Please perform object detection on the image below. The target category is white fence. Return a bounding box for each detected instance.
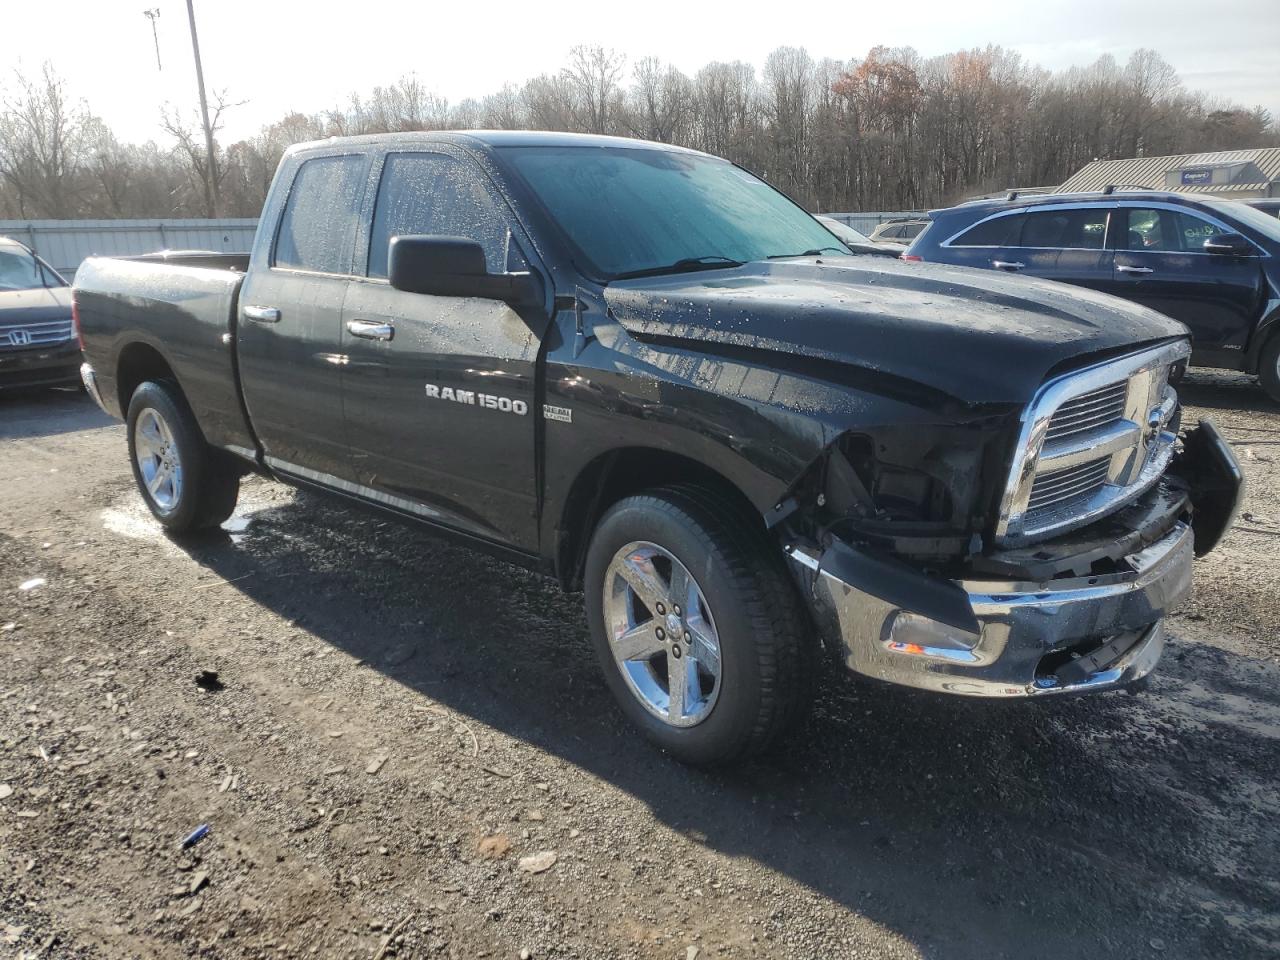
[0,218,259,279]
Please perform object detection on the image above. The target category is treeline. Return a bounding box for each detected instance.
[1,45,1275,221]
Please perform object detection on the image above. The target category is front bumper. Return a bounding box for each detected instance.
[0,339,81,390]
[788,521,1191,697]
[785,420,1241,698]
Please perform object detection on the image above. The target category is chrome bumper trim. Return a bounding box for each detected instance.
[80,362,110,415]
[788,520,1193,698]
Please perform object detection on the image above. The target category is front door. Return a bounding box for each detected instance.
[340,150,546,551]
[1110,206,1264,359]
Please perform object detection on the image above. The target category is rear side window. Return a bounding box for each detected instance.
[367,153,517,279]
[1021,208,1109,249]
[273,155,367,274]
[953,213,1023,247]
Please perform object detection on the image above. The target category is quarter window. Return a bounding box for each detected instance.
[273,155,367,274]
[953,213,1023,247]
[1019,208,1109,249]
[367,153,518,279]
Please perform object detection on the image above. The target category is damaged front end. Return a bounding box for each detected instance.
[780,341,1244,697]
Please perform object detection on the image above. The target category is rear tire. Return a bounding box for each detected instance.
[126,380,240,533]
[1259,334,1280,403]
[583,485,813,766]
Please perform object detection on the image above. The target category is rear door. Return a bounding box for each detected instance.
[938,210,1025,270]
[1110,205,1264,356]
[1014,205,1113,290]
[237,152,370,480]
[339,149,546,551]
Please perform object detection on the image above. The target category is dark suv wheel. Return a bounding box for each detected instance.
[1259,334,1280,403]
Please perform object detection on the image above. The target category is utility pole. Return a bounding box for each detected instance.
[184,0,219,216]
[143,9,162,71]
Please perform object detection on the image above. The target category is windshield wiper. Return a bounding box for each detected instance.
[767,246,845,259]
[612,255,745,281]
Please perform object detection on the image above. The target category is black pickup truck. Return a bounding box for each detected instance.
[74,132,1243,765]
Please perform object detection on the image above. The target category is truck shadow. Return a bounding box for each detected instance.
[180,486,1278,960]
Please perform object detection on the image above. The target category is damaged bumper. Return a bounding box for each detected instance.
[786,420,1242,698]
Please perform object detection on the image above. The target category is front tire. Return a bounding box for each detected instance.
[126,380,240,533]
[583,486,813,765]
[1259,333,1280,403]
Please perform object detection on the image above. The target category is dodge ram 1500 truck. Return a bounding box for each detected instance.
[74,132,1243,765]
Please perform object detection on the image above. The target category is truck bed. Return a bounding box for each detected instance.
[74,254,258,456]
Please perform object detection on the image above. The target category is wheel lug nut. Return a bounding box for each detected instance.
[674,605,681,616]
[656,627,665,640]
[656,602,665,615]
[672,644,682,659]
[684,631,692,641]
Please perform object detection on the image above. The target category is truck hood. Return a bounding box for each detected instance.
[604,258,1187,407]
[0,285,72,324]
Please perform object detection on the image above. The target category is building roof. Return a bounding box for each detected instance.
[1058,147,1280,195]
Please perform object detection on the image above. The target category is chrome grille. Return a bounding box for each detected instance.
[1044,381,1127,443]
[996,340,1190,548]
[1027,456,1111,514]
[0,318,74,348]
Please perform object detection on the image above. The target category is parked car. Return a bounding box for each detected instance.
[868,218,929,245]
[904,190,1280,400]
[1245,198,1280,219]
[815,216,902,257]
[0,237,80,391]
[74,132,1240,765]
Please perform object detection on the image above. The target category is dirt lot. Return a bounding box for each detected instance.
[2,372,1278,960]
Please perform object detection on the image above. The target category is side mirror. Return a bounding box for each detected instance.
[1203,232,1252,256]
[388,235,541,307]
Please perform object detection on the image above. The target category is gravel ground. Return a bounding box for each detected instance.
[1,371,1278,960]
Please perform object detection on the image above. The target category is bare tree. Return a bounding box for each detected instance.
[0,62,93,218]
[562,45,626,134]
[1,46,1276,221]
[161,90,238,217]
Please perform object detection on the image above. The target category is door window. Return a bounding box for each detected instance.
[367,153,520,279]
[273,155,367,274]
[953,213,1023,247]
[1122,208,1220,252]
[1020,208,1109,249]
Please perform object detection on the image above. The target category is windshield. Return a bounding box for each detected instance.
[818,217,874,245]
[1207,200,1280,244]
[498,146,848,280]
[0,246,47,292]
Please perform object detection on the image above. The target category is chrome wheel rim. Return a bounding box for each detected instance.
[134,408,182,512]
[602,541,722,728]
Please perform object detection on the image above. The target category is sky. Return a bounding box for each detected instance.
[4,0,1278,147]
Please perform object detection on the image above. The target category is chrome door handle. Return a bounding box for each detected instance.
[346,319,395,342]
[992,260,1025,271]
[243,305,280,323]
[1116,265,1154,275]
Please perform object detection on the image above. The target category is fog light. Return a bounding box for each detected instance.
[886,612,981,662]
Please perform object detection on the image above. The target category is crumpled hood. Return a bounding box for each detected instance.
[0,285,73,326]
[604,258,1187,406]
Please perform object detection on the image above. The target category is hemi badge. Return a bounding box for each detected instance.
[543,404,573,423]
